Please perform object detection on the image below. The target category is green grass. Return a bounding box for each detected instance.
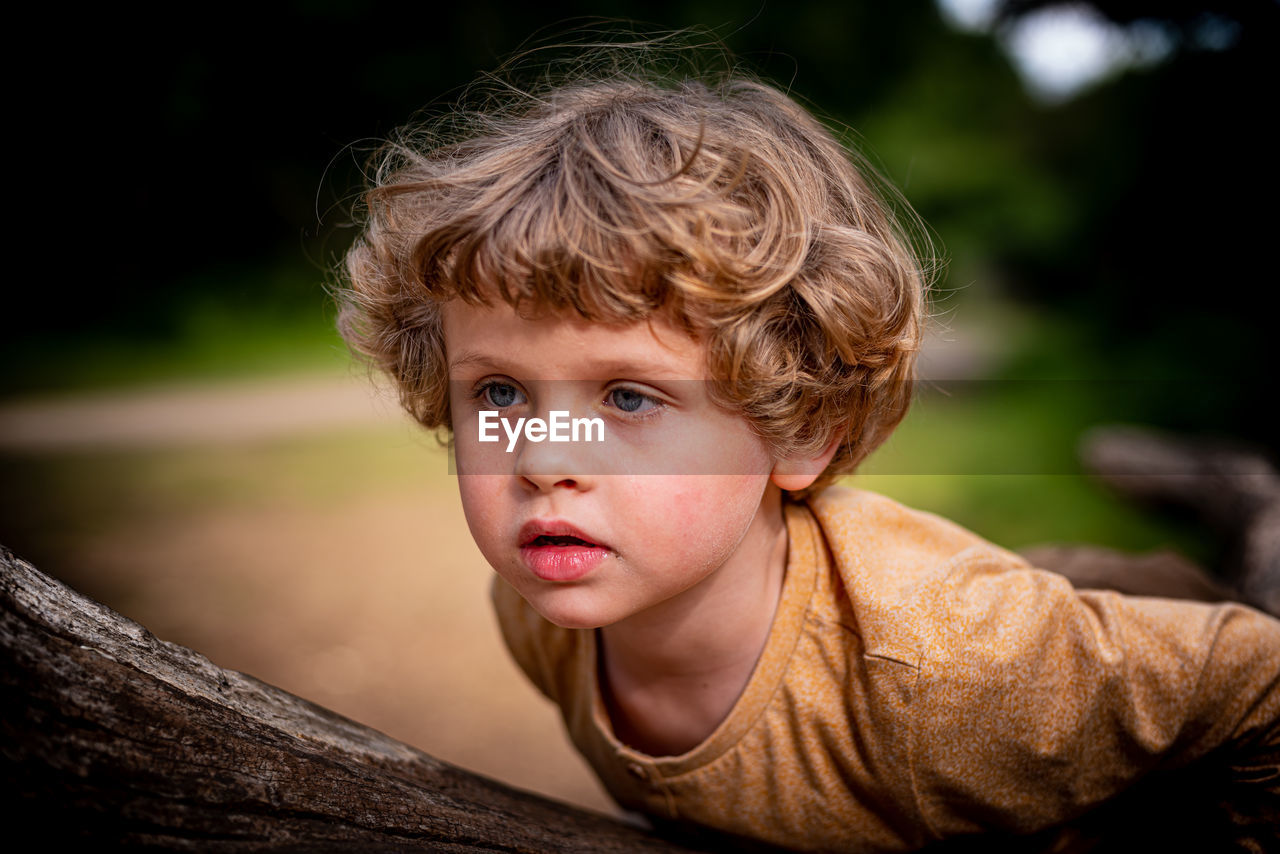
[2,306,349,399]
[2,260,350,399]
[0,423,449,528]
[849,472,1210,563]
[0,423,455,588]
[847,369,1215,565]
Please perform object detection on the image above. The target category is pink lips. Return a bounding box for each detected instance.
[519,520,609,582]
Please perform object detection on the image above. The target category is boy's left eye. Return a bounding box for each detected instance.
[606,387,659,414]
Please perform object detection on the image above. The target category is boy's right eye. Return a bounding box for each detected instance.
[480,382,525,408]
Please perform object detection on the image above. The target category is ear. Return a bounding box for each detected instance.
[769,432,842,492]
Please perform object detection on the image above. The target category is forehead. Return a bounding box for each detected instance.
[441,299,707,380]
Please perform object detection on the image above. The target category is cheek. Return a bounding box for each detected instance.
[635,476,769,562]
[456,475,508,554]
[451,408,510,476]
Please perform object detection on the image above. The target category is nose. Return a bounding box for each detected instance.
[513,429,596,493]
[520,470,583,491]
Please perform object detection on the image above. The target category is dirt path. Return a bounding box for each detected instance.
[56,482,618,815]
[0,372,404,450]
[0,371,617,815]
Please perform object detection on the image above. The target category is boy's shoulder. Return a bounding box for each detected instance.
[807,485,1026,576]
[802,485,1104,666]
[805,487,1280,733]
[805,485,1042,615]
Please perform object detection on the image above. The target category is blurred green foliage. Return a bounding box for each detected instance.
[8,0,1274,447]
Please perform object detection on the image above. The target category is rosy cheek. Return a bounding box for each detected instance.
[642,477,706,518]
[645,476,766,557]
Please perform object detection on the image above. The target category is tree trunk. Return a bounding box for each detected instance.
[0,547,713,851]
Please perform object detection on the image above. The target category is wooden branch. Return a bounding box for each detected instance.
[1079,425,1280,615]
[0,547,712,851]
[1017,543,1238,603]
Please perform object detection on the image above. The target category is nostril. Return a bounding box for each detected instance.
[517,473,584,492]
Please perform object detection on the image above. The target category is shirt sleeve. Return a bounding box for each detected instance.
[908,549,1280,839]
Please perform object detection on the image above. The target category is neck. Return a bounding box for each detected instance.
[597,487,789,756]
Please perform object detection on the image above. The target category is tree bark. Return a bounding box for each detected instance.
[0,546,714,851]
[1078,425,1280,615]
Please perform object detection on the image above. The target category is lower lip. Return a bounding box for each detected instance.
[521,544,608,582]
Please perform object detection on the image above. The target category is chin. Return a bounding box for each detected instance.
[526,589,622,631]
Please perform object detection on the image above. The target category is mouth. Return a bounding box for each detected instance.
[518,520,610,582]
[525,534,600,548]
[519,521,607,550]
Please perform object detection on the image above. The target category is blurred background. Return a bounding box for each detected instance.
[2,0,1275,816]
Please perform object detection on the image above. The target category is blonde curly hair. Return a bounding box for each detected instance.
[338,46,929,496]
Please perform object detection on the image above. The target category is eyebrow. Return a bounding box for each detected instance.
[446,350,696,380]
[447,351,502,374]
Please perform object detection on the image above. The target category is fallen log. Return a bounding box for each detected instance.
[5,545,1275,854]
[1079,425,1280,616]
[0,546,713,851]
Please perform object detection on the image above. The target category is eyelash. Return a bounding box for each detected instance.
[471,379,525,409]
[469,379,665,419]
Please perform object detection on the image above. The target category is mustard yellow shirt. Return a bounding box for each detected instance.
[491,488,1280,851]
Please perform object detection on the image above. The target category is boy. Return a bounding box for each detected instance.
[338,47,1279,851]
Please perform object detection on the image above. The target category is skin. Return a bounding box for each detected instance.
[444,299,836,756]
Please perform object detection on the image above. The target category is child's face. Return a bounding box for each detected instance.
[443,299,793,630]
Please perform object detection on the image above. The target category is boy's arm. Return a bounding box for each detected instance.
[909,557,1280,840]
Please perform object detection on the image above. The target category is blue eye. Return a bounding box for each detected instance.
[607,387,657,413]
[482,382,524,408]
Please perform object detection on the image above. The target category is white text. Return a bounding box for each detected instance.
[478,410,605,452]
